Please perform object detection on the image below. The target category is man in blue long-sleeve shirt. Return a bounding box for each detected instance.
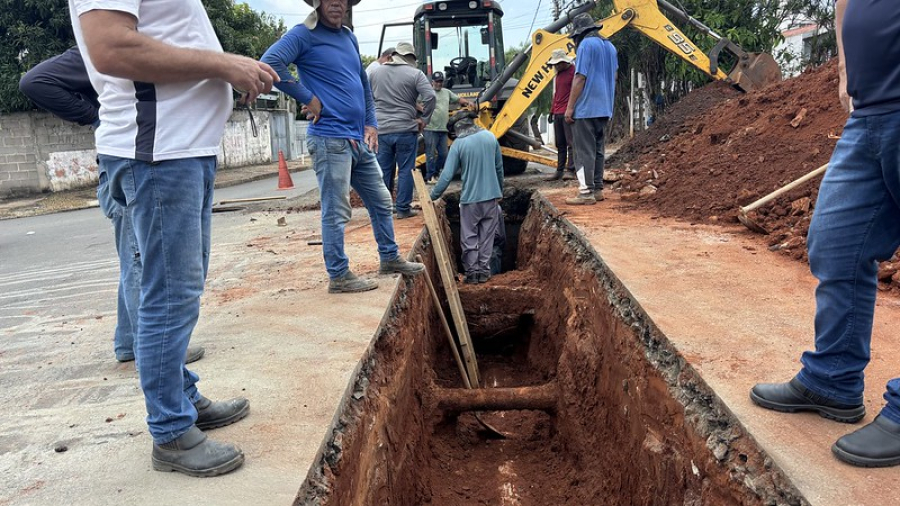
[19,47,205,366]
[261,0,424,293]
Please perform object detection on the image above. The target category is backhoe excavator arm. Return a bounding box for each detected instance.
[483,0,779,144]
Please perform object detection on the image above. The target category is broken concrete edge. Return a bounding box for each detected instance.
[532,194,809,506]
[292,228,432,506]
[291,191,809,506]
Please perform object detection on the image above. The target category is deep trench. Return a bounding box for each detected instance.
[295,191,806,506]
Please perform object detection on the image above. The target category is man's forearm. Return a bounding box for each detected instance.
[80,10,229,83]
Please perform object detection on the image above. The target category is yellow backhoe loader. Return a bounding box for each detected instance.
[388,0,782,171]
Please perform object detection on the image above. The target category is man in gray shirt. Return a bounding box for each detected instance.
[369,42,435,219]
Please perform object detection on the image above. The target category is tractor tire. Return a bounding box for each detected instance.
[498,115,531,176]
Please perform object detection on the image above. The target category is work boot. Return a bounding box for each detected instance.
[464,272,479,284]
[379,256,425,276]
[329,271,378,293]
[594,190,605,202]
[750,378,865,423]
[565,194,597,206]
[477,272,491,284]
[562,171,576,180]
[194,395,250,431]
[543,171,563,181]
[832,415,900,467]
[185,345,205,364]
[152,426,244,477]
[396,209,419,219]
[118,345,205,365]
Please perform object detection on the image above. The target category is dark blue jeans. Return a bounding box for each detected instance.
[101,154,213,444]
[795,111,900,424]
[424,130,448,180]
[307,135,400,279]
[376,132,418,213]
[97,171,141,362]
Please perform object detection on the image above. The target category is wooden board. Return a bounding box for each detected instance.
[412,170,481,387]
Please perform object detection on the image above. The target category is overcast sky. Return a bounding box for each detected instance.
[244,0,556,57]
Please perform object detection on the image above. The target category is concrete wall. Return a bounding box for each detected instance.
[0,109,280,199]
[0,113,96,198]
[218,109,272,169]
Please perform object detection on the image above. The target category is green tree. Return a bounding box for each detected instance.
[0,0,74,113]
[0,0,285,113]
[203,0,285,59]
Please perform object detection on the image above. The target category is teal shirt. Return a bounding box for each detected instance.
[430,129,504,204]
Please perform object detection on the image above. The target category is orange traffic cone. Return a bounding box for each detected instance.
[277,150,294,190]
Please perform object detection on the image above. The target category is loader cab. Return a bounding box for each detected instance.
[413,1,506,101]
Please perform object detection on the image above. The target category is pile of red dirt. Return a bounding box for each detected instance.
[610,60,900,290]
[608,81,740,167]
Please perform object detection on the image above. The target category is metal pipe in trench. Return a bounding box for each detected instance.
[434,382,558,412]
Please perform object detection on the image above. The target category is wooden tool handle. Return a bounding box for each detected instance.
[740,164,827,213]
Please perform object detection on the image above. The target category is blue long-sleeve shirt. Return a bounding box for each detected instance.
[430,129,504,205]
[261,24,376,141]
[19,46,99,126]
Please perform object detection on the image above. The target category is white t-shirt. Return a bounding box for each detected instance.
[69,0,232,162]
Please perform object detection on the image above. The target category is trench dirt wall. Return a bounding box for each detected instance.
[294,193,807,506]
[517,197,804,505]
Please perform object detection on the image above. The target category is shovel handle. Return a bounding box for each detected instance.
[740,164,827,214]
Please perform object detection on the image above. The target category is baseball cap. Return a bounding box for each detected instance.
[432,71,445,82]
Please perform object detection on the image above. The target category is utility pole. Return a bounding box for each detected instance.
[552,0,561,20]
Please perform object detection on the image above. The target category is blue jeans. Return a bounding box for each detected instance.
[424,130,448,180]
[97,171,141,362]
[376,132,418,213]
[307,136,400,279]
[795,111,900,424]
[101,154,214,444]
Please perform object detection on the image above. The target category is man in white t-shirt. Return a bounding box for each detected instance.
[68,0,278,477]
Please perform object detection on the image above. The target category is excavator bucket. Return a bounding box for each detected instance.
[728,52,782,93]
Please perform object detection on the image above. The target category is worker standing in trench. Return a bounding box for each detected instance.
[429,113,504,285]
[751,0,900,467]
[19,48,205,368]
[261,0,425,293]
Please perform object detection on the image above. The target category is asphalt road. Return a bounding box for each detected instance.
[0,172,317,333]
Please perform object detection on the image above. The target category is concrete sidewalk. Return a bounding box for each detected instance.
[0,160,306,220]
[0,200,424,505]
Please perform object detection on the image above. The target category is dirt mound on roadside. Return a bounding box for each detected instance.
[608,81,739,166]
[610,60,900,291]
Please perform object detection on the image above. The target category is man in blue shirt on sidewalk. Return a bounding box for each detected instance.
[564,13,617,205]
[262,0,424,293]
[751,0,900,467]
[430,112,504,284]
